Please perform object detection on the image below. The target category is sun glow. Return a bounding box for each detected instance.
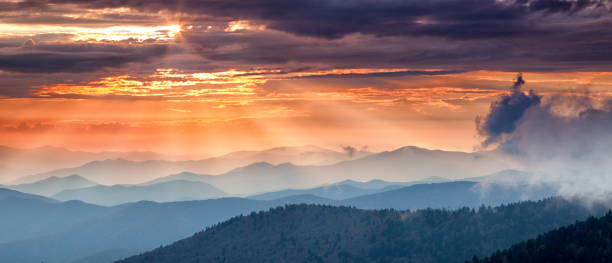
[0,23,181,42]
[33,68,455,98]
[35,68,261,97]
[71,24,182,42]
[224,20,266,32]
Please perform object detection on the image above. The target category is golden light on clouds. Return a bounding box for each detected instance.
[0,23,182,42]
[0,0,610,163]
[71,25,182,42]
[35,68,261,97]
[0,4,181,42]
[34,68,456,98]
[224,20,266,32]
[4,70,612,156]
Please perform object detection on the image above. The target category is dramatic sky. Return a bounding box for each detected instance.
[1,0,611,157]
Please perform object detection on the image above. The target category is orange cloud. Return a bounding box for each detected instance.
[2,71,612,156]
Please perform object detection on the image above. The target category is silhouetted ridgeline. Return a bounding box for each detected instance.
[0,180,558,263]
[117,198,608,263]
[472,211,612,263]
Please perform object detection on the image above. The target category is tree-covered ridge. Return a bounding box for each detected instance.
[117,198,608,263]
[473,210,612,263]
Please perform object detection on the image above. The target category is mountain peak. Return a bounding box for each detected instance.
[35,174,95,184]
[241,161,276,169]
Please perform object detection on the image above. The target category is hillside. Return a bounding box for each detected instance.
[15,146,519,192]
[0,196,292,263]
[15,145,366,185]
[249,177,455,200]
[0,188,105,244]
[52,180,227,206]
[473,211,612,263]
[249,183,391,200]
[117,198,608,263]
[340,181,557,210]
[7,174,98,196]
[0,181,565,263]
[0,145,169,183]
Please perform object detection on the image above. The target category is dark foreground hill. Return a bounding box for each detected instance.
[473,211,612,263]
[0,188,320,263]
[0,180,557,263]
[117,198,608,263]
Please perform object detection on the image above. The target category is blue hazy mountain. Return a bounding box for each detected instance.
[138,162,313,195]
[249,184,394,200]
[208,162,317,195]
[0,194,335,263]
[0,178,561,263]
[247,176,453,201]
[341,181,558,210]
[0,186,56,203]
[270,194,335,204]
[251,180,558,210]
[16,145,367,185]
[0,145,171,184]
[116,199,609,263]
[0,188,106,244]
[52,180,227,206]
[14,146,518,194]
[143,148,518,196]
[6,174,98,196]
[332,176,450,189]
[141,171,214,185]
[317,146,517,184]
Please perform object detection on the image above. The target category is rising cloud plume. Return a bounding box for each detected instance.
[478,74,612,201]
[476,73,541,147]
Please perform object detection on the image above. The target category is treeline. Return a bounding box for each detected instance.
[472,211,612,263]
[117,198,607,263]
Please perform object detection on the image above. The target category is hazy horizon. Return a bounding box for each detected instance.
[2,1,612,262]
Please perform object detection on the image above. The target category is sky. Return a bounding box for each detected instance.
[1,0,611,157]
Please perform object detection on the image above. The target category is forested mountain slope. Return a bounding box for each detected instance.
[118,198,607,263]
[473,211,612,263]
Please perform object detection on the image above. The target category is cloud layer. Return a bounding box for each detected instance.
[477,75,612,201]
[476,74,541,146]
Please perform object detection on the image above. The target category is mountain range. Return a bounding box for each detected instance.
[474,211,612,263]
[52,180,227,206]
[4,174,98,196]
[13,145,373,185]
[0,145,172,183]
[117,199,609,263]
[15,146,520,194]
[248,183,399,200]
[0,179,560,263]
[337,181,557,210]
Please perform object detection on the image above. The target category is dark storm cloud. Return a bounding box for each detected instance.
[182,29,493,68]
[0,0,609,73]
[0,0,611,98]
[478,84,612,201]
[180,23,612,72]
[476,74,542,147]
[526,0,607,13]
[0,0,46,11]
[0,44,168,73]
[34,0,609,40]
